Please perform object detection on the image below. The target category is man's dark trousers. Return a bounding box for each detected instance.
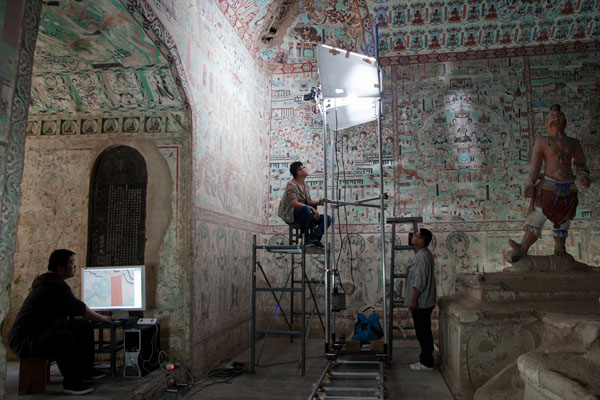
[293,205,332,243]
[412,306,434,368]
[40,319,95,386]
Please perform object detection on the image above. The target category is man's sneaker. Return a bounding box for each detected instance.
[84,368,106,380]
[63,383,94,395]
[310,240,325,248]
[306,245,324,254]
[409,361,433,371]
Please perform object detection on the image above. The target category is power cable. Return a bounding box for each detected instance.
[332,110,356,295]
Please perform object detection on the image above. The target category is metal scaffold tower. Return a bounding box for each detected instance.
[252,31,426,398]
[387,216,422,360]
[250,232,326,376]
[307,41,388,399]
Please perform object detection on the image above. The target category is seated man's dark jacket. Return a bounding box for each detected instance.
[8,272,86,358]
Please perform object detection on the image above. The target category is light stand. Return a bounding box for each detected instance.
[315,44,387,354]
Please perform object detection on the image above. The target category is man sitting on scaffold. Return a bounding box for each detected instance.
[278,161,332,248]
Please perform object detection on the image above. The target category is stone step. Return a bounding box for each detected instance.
[456,271,600,302]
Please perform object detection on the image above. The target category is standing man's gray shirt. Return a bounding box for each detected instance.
[404,247,436,308]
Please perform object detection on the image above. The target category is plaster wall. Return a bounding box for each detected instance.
[146,0,270,374]
[5,134,191,362]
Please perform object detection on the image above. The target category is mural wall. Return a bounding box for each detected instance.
[147,0,270,374]
[5,0,600,383]
[266,43,600,317]
[371,0,600,56]
[0,0,38,394]
[9,136,189,353]
[5,0,194,367]
[216,0,600,66]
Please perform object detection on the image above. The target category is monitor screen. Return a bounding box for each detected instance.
[81,266,146,311]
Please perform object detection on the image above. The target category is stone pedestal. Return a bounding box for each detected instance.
[439,270,600,400]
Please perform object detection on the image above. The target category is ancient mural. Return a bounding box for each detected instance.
[29,0,189,133]
[147,0,270,373]
[4,0,194,366]
[34,0,162,72]
[9,139,187,349]
[372,0,600,56]
[0,0,40,392]
[148,0,270,221]
[6,0,600,382]
[215,0,600,69]
[262,0,376,64]
[267,45,600,306]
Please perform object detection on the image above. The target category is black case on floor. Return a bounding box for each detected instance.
[123,324,160,377]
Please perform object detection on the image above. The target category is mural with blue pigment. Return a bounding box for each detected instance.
[267,46,600,306]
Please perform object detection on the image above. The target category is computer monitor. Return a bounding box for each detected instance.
[81,266,146,311]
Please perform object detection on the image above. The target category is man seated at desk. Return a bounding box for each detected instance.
[8,249,112,395]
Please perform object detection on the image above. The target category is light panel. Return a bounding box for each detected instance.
[325,98,379,131]
[317,44,380,99]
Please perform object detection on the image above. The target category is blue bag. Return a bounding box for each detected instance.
[352,307,384,343]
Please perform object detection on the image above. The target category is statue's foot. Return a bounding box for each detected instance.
[508,239,525,263]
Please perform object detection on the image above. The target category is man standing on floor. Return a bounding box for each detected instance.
[405,228,437,371]
[278,161,332,248]
[8,249,112,395]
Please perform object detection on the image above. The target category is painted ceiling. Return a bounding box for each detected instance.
[29,0,186,119]
[218,0,600,66]
[27,0,600,117]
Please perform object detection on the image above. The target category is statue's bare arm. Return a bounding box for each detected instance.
[525,138,545,198]
[572,139,590,189]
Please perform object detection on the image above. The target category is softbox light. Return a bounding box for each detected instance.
[325,97,379,131]
[317,44,380,99]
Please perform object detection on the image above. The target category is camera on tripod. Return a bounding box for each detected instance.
[303,86,320,101]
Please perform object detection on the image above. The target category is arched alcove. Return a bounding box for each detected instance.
[87,145,148,267]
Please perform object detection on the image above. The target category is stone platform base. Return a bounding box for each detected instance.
[439,269,600,400]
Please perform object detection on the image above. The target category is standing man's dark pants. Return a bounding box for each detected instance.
[40,319,95,386]
[412,307,434,368]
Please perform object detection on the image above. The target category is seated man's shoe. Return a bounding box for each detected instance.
[311,240,325,248]
[63,382,94,395]
[409,362,433,371]
[84,368,106,380]
[305,245,324,254]
[305,239,325,253]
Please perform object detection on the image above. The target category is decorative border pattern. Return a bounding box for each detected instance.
[379,40,600,66]
[270,40,600,73]
[264,217,597,236]
[194,207,264,234]
[0,0,41,284]
[26,112,187,137]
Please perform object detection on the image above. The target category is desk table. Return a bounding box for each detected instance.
[93,318,137,377]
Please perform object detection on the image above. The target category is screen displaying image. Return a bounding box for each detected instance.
[81,266,145,311]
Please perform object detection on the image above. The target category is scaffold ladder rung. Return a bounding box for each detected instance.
[329,371,380,378]
[321,387,380,393]
[337,360,380,365]
[318,397,379,400]
[309,358,385,400]
[255,329,302,336]
[255,287,302,293]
